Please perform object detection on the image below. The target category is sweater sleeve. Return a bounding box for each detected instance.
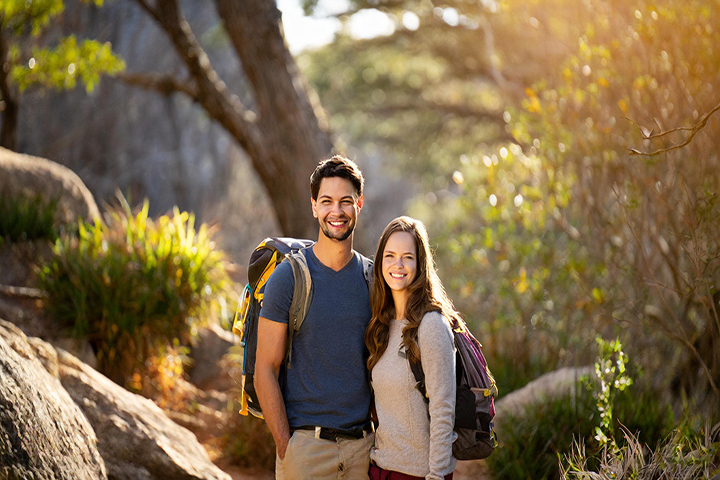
[417,312,457,479]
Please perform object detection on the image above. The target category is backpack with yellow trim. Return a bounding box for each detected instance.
[232,237,314,418]
[232,237,373,418]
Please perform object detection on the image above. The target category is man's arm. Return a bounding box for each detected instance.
[255,316,291,459]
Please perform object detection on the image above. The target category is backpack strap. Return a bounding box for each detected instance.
[361,255,374,288]
[285,251,313,368]
[408,356,429,404]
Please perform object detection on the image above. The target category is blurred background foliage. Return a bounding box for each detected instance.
[302,0,720,416]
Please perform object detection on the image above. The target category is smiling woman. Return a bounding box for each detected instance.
[366,216,460,480]
[381,230,418,310]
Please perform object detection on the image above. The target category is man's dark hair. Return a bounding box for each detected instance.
[310,155,364,200]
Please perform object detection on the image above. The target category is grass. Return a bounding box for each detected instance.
[562,421,720,479]
[0,194,58,242]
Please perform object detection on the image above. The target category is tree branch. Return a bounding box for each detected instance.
[129,0,266,162]
[116,71,198,99]
[357,100,505,123]
[0,284,46,299]
[628,101,720,156]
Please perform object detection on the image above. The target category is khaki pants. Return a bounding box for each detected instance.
[275,430,374,480]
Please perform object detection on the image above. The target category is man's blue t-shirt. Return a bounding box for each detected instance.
[259,247,372,431]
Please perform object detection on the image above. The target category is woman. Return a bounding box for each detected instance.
[366,216,459,480]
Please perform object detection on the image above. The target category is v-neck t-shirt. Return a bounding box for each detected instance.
[259,247,372,430]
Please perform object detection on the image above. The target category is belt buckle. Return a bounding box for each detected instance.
[314,426,322,439]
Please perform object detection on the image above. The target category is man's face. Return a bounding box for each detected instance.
[311,177,363,242]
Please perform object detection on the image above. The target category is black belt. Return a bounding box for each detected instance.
[292,425,369,441]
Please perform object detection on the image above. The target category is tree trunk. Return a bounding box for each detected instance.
[0,25,18,152]
[214,0,334,238]
[132,0,333,238]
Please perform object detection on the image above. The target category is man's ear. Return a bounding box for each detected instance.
[357,194,364,211]
[311,198,318,218]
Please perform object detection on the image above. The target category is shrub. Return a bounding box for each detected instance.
[38,197,229,386]
[0,194,58,242]
[487,338,674,479]
[487,383,674,480]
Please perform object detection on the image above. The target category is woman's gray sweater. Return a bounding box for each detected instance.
[370,311,457,479]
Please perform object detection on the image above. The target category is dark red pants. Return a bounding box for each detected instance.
[369,464,453,480]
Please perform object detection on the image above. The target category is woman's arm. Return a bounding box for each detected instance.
[417,312,456,479]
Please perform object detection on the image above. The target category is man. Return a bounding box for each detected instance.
[255,156,373,479]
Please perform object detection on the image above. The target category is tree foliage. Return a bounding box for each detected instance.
[0,0,124,150]
[305,0,720,412]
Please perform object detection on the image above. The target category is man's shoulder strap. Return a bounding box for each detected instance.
[284,250,312,367]
[360,254,374,288]
[286,251,312,333]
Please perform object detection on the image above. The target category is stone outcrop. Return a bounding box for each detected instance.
[189,322,239,391]
[0,319,107,480]
[57,348,232,480]
[494,366,593,434]
[0,147,100,225]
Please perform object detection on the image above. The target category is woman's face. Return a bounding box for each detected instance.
[382,231,418,295]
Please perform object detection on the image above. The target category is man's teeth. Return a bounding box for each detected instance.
[329,221,345,226]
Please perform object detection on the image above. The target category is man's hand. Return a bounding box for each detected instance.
[255,317,291,459]
[276,434,290,460]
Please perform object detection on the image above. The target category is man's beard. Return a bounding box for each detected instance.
[320,217,355,241]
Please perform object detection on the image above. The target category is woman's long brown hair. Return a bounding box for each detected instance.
[365,216,463,372]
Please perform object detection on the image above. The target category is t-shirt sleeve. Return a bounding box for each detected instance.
[418,312,457,479]
[258,260,295,324]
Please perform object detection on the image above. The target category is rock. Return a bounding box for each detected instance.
[0,319,107,479]
[51,336,98,370]
[494,366,593,434]
[0,147,100,226]
[57,348,232,480]
[26,335,60,379]
[188,322,239,391]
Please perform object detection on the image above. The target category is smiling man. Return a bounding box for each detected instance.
[255,156,374,479]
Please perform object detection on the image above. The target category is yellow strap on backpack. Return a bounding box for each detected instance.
[239,376,249,416]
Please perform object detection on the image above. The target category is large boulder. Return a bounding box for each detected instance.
[0,147,100,226]
[57,348,231,480]
[494,366,593,434]
[0,319,107,480]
